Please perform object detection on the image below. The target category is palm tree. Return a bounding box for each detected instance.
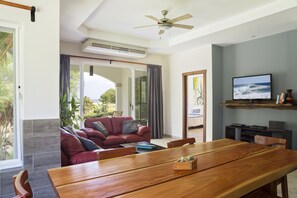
[0,32,13,66]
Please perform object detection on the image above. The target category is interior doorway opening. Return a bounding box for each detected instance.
[182,70,206,143]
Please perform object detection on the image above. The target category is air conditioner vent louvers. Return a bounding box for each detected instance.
[92,43,112,49]
[82,39,147,59]
[129,49,146,54]
[112,46,129,52]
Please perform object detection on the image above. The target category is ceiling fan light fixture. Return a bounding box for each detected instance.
[159,24,171,31]
[135,10,193,35]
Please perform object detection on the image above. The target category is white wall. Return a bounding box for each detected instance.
[0,0,60,119]
[167,45,213,141]
[121,68,132,116]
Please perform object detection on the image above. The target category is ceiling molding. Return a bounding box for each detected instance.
[170,0,297,46]
[61,0,297,54]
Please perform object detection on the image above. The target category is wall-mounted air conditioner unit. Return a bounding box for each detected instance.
[81,39,148,59]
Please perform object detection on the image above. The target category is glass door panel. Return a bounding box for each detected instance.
[134,70,147,125]
[0,29,15,161]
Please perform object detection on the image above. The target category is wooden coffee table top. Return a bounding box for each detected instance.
[119,141,165,153]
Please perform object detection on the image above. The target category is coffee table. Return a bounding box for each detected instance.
[119,142,165,153]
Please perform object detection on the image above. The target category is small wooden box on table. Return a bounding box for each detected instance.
[173,158,197,170]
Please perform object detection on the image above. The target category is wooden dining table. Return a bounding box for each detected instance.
[47,139,297,198]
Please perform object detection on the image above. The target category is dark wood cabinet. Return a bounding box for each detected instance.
[225,125,292,149]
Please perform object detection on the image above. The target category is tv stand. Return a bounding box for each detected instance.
[225,125,292,149]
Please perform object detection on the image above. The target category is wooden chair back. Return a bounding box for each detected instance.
[254,135,288,198]
[254,135,287,149]
[99,147,137,160]
[13,170,33,198]
[167,138,196,148]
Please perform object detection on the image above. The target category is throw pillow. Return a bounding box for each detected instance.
[92,121,109,136]
[76,136,102,151]
[122,120,138,134]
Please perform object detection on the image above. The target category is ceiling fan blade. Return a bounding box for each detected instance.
[159,29,165,35]
[134,24,158,29]
[172,24,194,30]
[145,15,160,22]
[168,14,192,23]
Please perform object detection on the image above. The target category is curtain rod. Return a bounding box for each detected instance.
[68,54,148,66]
[0,0,36,22]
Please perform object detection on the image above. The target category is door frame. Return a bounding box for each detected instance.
[182,70,207,142]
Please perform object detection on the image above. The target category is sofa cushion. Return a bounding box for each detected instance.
[92,121,109,136]
[111,117,133,135]
[103,135,125,146]
[76,136,102,151]
[85,117,114,135]
[122,120,138,134]
[61,129,86,157]
[117,134,143,143]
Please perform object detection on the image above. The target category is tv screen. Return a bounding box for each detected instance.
[232,74,272,100]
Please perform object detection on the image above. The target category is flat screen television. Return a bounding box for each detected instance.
[232,74,272,100]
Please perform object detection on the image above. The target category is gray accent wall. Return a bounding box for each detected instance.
[223,29,297,149]
[0,119,60,198]
[212,45,224,140]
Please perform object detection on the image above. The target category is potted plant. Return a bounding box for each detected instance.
[60,94,82,129]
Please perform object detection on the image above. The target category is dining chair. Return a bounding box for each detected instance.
[254,135,287,148]
[167,137,196,148]
[13,170,33,198]
[254,135,288,198]
[98,147,137,160]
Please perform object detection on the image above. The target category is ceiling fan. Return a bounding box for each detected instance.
[135,10,194,35]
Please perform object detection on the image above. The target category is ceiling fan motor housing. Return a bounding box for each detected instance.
[161,10,168,16]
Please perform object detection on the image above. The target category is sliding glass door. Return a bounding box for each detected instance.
[134,70,147,125]
[0,25,21,169]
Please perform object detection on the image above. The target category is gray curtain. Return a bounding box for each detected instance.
[147,64,163,139]
[60,54,70,100]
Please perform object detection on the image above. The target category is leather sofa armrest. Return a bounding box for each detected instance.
[82,128,106,140]
[76,130,88,138]
[69,151,100,165]
[137,125,151,136]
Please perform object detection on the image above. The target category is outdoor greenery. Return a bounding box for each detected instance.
[83,88,115,118]
[70,67,80,99]
[68,68,116,119]
[0,31,14,160]
[61,67,116,127]
[60,94,82,129]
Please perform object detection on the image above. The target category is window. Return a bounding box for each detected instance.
[69,64,116,125]
[0,24,22,169]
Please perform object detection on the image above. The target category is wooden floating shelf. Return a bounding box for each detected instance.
[224,100,297,110]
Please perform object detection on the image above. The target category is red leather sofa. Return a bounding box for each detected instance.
[60,128,101,166]
[82,116,151,148]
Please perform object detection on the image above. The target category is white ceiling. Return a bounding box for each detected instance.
[60,0,297,54]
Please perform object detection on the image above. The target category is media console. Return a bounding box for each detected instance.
[225,125,292,149]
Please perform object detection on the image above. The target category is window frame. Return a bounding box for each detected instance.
[0,21,23,170]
